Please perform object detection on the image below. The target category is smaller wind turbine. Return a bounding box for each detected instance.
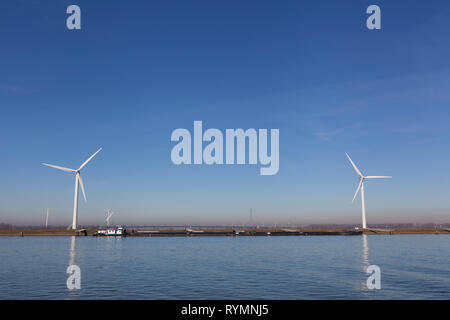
[346,153,391,229]
[105,209,114,227]
[45,208,49,229]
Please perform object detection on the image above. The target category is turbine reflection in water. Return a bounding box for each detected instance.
[66,236,81,299]
[360,234,372,295]
[362,234,369,268]
[69,236,76,266]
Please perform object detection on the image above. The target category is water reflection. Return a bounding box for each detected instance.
[1,235,449,299]
[102,236,124,262]
[360,234,371,295]
[362,234,369,268]
[69,236,76,266]
[66,236,81,298]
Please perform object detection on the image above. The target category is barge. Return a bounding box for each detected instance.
[120,228,363,237]
[93,226,126,236]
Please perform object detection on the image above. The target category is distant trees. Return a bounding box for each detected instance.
[0,223,13,230]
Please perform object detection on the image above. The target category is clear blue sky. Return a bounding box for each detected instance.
[1,0,450,226]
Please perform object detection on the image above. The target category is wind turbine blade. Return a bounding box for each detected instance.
[352,180,363,203]
[346,153,363,177]
[42,163,76,173]
[365,176,392,179]
[78,174,87,203]
[78,147,102,171]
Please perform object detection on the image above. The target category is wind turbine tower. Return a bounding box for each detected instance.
[45,208,49,229]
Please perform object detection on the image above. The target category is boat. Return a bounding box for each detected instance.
[186,227,204,234]
[94,226,126,236]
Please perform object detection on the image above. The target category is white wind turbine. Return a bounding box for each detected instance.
[45,208,49,229]
[346,153,391,229]
[105,209,114,227]
[43,148,102,230]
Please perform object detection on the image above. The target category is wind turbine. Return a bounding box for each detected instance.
[43,148,102,230]
[45,208,49,229]
[346,153,391,229]
[105,209,114,227]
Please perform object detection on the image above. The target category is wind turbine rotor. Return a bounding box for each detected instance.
[78,148,102,171]
[42,163,76,173]
[346,153,363,177]
[77,173,87,203]
[352,179,363,203]
[365,176,392,179]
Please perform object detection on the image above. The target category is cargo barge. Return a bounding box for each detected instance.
[120,228,363,237]
[93,226,126,236]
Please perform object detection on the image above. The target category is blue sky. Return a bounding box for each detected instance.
[1,0,450,226]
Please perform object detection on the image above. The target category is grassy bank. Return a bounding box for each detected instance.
[0,227,449,236]
[366,228,450,234]
[0,229,96,236]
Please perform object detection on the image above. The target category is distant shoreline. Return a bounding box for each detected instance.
[1,228,449,237]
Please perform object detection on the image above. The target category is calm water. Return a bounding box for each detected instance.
[0,235,449,299]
